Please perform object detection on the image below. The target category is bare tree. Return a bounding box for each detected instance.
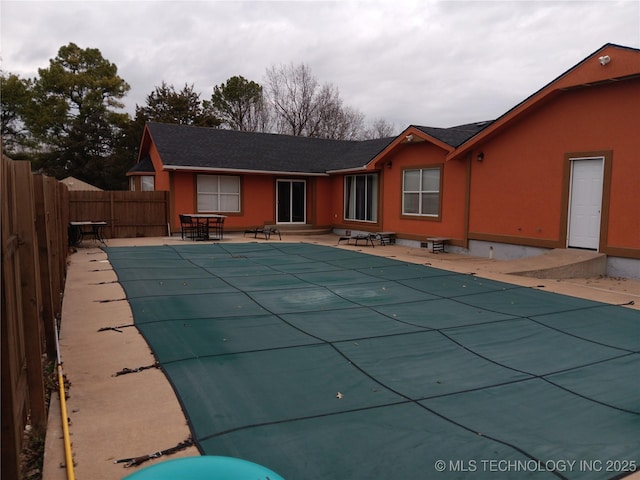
[264,63,365,139]
[363,118,397,139]
[265,63,317,136]
[315,98,365,140]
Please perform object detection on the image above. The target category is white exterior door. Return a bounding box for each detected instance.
[567,158,604,250]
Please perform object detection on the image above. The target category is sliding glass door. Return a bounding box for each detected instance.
[277,180,306,224]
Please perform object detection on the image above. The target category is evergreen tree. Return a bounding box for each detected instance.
[25,43,130,188]
[0,71,35,155]
[136,81,219,127]
[205,75,268,131]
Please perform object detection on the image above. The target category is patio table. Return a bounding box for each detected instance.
[69,221,108,246]
[188,214,227,240]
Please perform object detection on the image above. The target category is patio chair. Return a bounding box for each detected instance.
[179,214,200,240]
[337,230,374,247]
[337,230,352,244]
[244,224,281,240]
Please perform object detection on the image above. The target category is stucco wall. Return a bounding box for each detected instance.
[466,77,639,256]
[381,143,468,243]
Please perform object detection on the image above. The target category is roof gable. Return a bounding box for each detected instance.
[447,43,640,161]
[365,122,492,168]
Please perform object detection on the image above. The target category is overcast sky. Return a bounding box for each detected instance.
[1,0,639,131]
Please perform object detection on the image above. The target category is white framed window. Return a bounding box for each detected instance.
[344,174,378,222]
[402,168,441,217]
[197,174,240,212]
[140,176,155,191]
[129,177,136,191]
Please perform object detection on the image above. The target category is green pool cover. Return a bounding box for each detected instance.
[105,243,639,479]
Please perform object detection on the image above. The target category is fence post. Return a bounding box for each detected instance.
[49,180,67,334]
[13,162,47,431]
[33,175,58,359]
[110,190,115,238]
[1,155,23,480]
[166,190,172,235]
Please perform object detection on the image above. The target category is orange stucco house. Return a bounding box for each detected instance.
[128,44,639,278]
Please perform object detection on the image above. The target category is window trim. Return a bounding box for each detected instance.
[344,173,378,223]
[196,174,241,213]
[401,165,443,220]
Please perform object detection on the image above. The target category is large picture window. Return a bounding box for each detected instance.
[402,168,441,217]
[197,175,240,212]
[344,174,378,222]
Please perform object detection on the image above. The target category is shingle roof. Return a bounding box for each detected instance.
[414,121,493,147]
[145,122,395,174]
[127,156,154,174]
[140,120,492,175]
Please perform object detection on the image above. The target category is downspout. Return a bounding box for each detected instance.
[463,153,472,249]
[168,171,175,235]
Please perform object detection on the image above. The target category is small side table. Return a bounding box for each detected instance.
[375,232,396,246]
[426,237,450,253]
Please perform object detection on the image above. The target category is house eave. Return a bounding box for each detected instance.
[126,172,155,177]
[162,165,329,177]
[325,165,369,174]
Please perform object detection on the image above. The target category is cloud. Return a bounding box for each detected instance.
[2,0,638,129]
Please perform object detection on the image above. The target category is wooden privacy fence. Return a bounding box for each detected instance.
[1,155,69,479]
[69,190,170,238]
[2,155,171,478]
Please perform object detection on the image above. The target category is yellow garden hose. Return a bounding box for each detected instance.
[55,324,75,480]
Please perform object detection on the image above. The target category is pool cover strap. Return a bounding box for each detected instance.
[115,437,193,468]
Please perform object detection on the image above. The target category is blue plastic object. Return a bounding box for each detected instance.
[122,456,285,480]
